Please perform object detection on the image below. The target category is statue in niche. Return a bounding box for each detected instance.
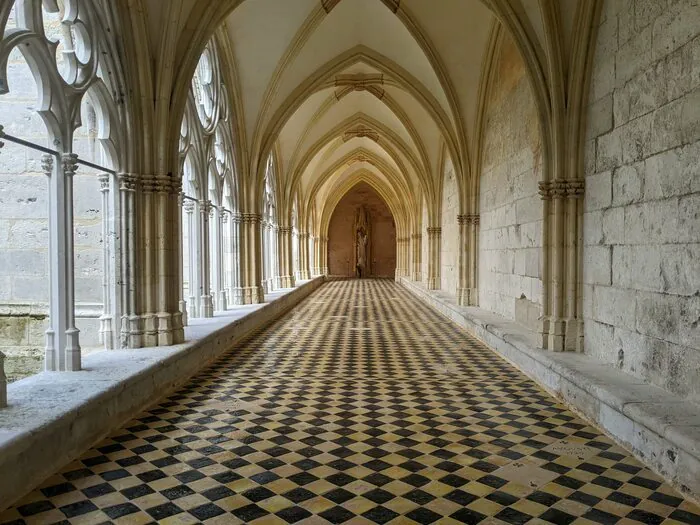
[354,205,370,278]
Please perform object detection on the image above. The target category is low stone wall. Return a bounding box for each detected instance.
[0,277,325,511]
[400,277,700,503]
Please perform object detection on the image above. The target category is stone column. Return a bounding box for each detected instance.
[298,232,311,280]
[0,351,6,408]
[43,154,82,370]
[198,200,214,317]
[241,213,265,303]
[426,227,441,290]
[139,175,158,346]
[118,173,141,348]
[183,199,198,318]
[411,233,422,281]
[312,236,321,275]
[539,180,585,351]
[165,176,185,345]
[320,236,329,275]
[220,212,230,310]
[457,215,480,306]
[98,173,113,349]
[210,205,227,311]
[178,193,188,327]
[277,226,296,288]
[229,213,244,304]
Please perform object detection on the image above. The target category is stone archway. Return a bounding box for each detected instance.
[327,182,396,277]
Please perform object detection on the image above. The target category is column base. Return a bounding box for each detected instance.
[124,315,143,349]
[426,278,438,290]
[457,288,478,306]
[229,288,245,305]
[65,327,81,371]
[188,295,198,319]
[98,314,113,349]
[200,296,214,318]
[156,312,174,346]
[217,290,228,311]
[541,317,582,352]
[412,271,421,281]
[298,270,310,280]
[179,300,188,327]
[278,275,295,288]
[243,286,265,304]
[45,329,56,371]
[142,314,158,347]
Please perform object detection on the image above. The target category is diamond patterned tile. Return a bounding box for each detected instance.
[0,280,698,524]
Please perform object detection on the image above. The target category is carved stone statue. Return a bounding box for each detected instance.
[354,205,370,278]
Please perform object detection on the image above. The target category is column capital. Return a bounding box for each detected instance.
[458,214,480,225]
[61,153,79,176]
[41,153,54,175]
[199,199,213,216]
[221,212,229,224]
[278,226,292,235]
[242,212,261,224]
[118,172,138,191]
[0,124,4,151]
[98,173,110,192]
[538,179,585,200]
[427,227,442,235]
[183,198,195,214]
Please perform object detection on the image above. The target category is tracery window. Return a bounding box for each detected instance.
[178,39,239,318]
[0,0,124,377]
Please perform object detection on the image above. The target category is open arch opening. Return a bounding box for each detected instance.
[327,182,396,278]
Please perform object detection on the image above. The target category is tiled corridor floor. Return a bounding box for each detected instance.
[2,280,699,525]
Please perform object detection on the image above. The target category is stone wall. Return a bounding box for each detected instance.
[327,182,396,277]
[440,156,459,295]
[0,47,104,381]
[582,0,700,403]
[478,33,543,324]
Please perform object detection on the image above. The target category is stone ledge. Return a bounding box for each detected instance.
[0,277,325,511]
[400,277,700,503]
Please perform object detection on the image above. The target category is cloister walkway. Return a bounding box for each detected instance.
[1,280,698,525]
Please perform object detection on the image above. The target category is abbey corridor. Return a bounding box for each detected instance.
[0,0,699,523]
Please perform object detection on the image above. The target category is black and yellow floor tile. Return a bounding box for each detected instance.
[1,280,698,524]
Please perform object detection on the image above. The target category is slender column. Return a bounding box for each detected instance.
[298,232,311,280]
[118,173,141,348]
[211,205,227,311]
[61,154,81,369]
[229,213,244,304]
[457,215,480,306]
[271,225,280,290]
[539,180,585,351]
[154,175,174,346]
[0,351,6,408]
[178,193,188,326]
[42,155,57,370]
[277,226,296,288]
[139,175,157,346]
[98,174,113,348]
[220,212,229,310]
[319,236,329,275]
[183,199,198,317]
[426,227,441,290]
[312,236,321,275]
[411,233,422,281]
[168,178,185,344]
[241,213,265,303]
[199,200,214,317]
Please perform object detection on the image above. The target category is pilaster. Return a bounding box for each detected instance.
[539,179,585,352]
[411,233,422,281]
[117,173,142,349]
[241,213,265,304]
[277,226,296,288]
[457,214,480,306]
[426,227,441,290]
[298,232,311,280]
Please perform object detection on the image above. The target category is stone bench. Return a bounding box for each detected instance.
[400,277,700,503]
[0,277,324,511]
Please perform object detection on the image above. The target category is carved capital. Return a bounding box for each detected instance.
[0,124,5,151]
[427,227,442,236]
[221,212,229,224]
[199,200,213,216]
[41,154,54,176]
[278,226,292,235]
[118,173,138,192]
[98,173,110,192]
[61,153,79,176]
[539,180,585,200]
[242,213,261,224]
[183,199,195,214]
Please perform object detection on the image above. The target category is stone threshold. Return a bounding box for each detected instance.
[400,277,700,503]
[0,277,325,511]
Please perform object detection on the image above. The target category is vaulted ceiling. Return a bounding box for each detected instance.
[134,0,589,231]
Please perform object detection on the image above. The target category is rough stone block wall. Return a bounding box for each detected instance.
[327,182,396,277]
[478,33,543,323]
[583,0,700,403]
[0,47,104,381]
[441,156,459,295]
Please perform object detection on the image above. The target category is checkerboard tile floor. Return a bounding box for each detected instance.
[2,279,699,524]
